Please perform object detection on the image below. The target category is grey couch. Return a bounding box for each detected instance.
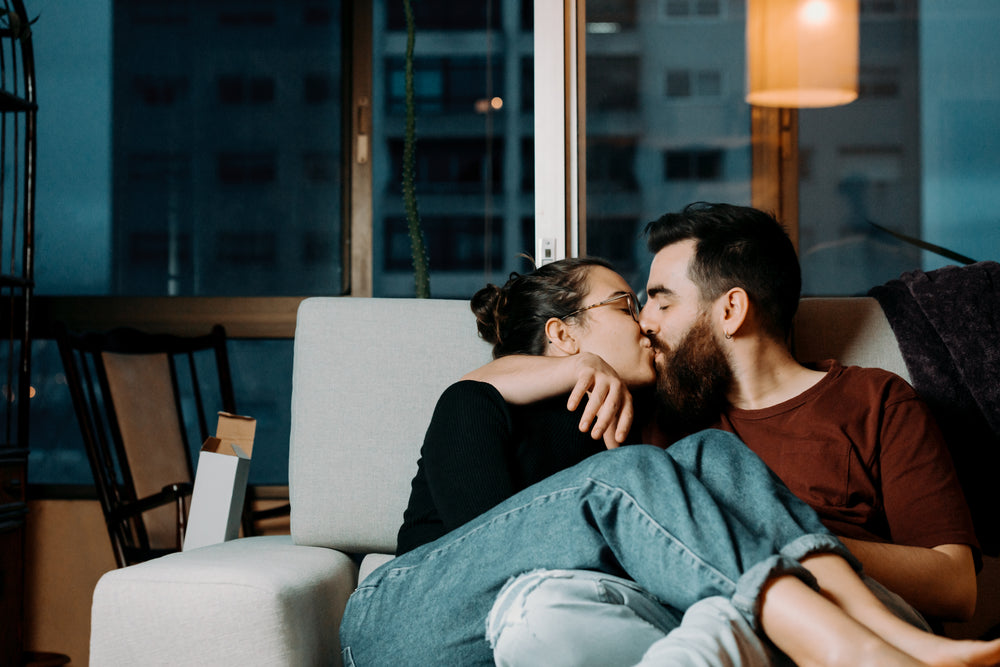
[88,296,999,665]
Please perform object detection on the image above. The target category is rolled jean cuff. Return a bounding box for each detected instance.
[780,533,863,574]
[731,533,857,631]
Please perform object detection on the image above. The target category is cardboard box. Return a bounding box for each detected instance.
[183,412,257,551]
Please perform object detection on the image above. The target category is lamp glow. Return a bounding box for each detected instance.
[746,0,859,108]
[800,0,832,26]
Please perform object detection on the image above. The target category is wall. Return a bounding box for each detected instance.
[24,497,290,666]
[24,500,113,665]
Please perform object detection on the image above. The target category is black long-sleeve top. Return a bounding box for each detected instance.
[396,380,606,555]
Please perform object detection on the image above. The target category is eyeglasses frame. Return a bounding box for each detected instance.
[562,292,640,324]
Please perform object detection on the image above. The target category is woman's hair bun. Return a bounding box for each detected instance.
[470,282,508,345]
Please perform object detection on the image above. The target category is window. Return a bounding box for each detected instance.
[217,75,276,105]
[587,0,637,27]
[130,4,189,25]
[384,216,503,272]
[387,139,503,194]
[588,56,639,112]
[385,0,502,30]
[586,215,642,277]
[303,152,338,183]
[304,6,334,25]
[217,10,277,27]
[585,0,749,284]
[301,230,335,264]
[372,0,533,297]
[126,152,191,183]
[859,66,901,99]
[303,74,334,104]
[216,153,277,185]
[861,0,903,16]
[29,0,345,487]
[666,69,722,98]
[216,231,279,266]
[661,0,723,20]
[664,149,724,180]
[127,232,190,266]
[588,137,638,193]
[29,0,1000,487]
[133,75,189,106]
[386,57,502,115]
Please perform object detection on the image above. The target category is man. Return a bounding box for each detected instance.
[638,203,977,620]
[467,202,978,664]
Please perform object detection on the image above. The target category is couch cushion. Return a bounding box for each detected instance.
[90,536,355,666]
[289,298,493,553]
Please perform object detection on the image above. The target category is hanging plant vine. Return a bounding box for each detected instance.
[402,0,431,298]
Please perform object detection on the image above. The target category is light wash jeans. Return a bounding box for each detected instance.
[486,570,929,667]
[339,430,857,666]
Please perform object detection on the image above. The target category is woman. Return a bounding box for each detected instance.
[339,258,1000,667]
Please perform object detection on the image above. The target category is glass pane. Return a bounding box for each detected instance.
[27,338,291,485]
[798,0,1000,295]
[25,1,345,487]
[32,0,345,297]
[371,0,536,298]
[584,0,751,290]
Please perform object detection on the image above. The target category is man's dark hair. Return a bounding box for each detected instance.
[644,202,801,340]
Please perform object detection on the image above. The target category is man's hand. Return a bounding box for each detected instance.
[839,537,978,621]
[566,353,633,449]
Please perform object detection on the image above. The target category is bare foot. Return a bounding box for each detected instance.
[893,635,1000,667]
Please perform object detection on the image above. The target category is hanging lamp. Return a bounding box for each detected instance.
[746,0,859,108]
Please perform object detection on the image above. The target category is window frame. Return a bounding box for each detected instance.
[33,0,795,325]
[536,0,797,264]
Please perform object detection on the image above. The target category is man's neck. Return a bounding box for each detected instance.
[727,339,827,410]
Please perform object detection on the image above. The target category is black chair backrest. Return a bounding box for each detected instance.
[56,324,236,567]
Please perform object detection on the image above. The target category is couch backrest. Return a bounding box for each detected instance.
[288,295,908,554]
[289,298,493,552]
[792,297,909,383]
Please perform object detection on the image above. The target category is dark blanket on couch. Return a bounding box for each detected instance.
[869,261,1000,556]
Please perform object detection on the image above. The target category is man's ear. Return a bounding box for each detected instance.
[544,317,580,356]
[718,287,749,339]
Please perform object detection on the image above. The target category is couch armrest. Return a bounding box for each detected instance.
[90,535,358,667]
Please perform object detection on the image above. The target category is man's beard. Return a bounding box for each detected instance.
[652,314,733,441]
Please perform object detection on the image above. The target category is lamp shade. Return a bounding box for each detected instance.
[747,0,859,108]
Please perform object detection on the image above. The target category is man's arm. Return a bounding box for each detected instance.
[839,538,977,621]
[461,353,634,448]
[868,376,981,621]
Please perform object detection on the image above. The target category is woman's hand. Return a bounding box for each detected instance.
[566,353,634,449]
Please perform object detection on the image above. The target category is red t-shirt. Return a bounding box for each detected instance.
[712,361,978,552]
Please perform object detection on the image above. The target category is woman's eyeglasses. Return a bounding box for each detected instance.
[562,293,640,323]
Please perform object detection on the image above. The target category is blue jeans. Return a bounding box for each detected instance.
[485,570,928,667]
[339,430,856,666]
